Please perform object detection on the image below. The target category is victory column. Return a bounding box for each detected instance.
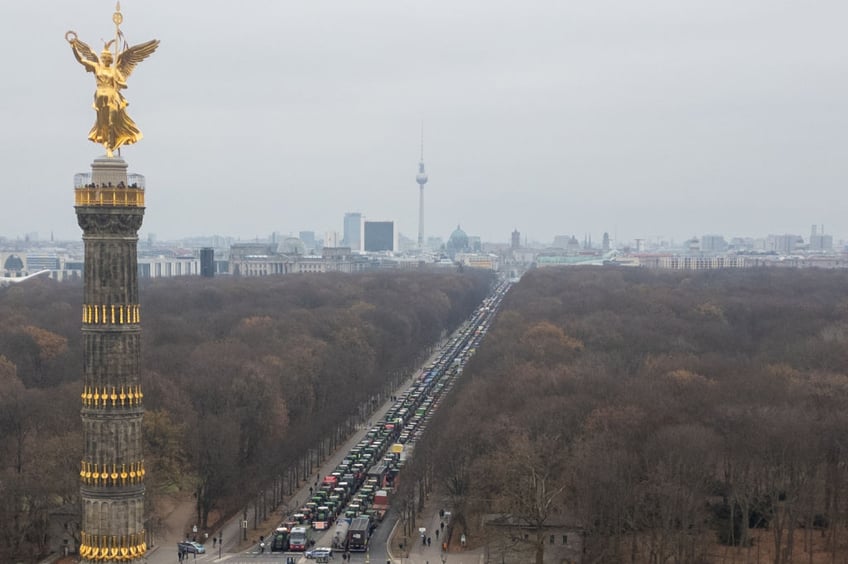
[67,3,158,562]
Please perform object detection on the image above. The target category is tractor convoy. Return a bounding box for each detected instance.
[271,280,510,555]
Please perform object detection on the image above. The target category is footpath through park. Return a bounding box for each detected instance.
[386,493,484,564]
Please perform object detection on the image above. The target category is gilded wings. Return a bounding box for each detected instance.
[115,39,160,80]
[66,32,159,82]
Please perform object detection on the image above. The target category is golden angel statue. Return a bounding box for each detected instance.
[66,27,159,156]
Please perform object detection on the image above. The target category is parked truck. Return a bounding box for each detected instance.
[331,519,350,550]
[371,490,389,522]
[346,516,371,551]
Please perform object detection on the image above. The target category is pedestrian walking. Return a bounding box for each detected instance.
[440,521,444,531]
[212,537,217,547]
[427,536,431,546]
[435,529,439,540]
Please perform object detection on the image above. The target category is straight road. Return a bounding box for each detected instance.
[147,342,451,564]
[149,279,509,564]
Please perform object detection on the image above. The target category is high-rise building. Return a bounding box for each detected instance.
[342,212,363,252]
[299,230,316,253]
[700,235,727,253]
[511,229,521,250]
[767,234,801,254]
[200,247,215,277]
[810,225,833,251]
[364,221,396,252]
[325,230,340,248]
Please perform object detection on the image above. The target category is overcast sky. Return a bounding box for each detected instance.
[1,1,846,246]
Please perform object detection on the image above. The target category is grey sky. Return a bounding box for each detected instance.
[1,1,846,246]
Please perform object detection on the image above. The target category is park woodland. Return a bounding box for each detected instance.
[1,267,848,563]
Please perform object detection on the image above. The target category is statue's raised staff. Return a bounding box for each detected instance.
[66,5,158,157]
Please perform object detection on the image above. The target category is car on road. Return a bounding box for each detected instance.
[178,541,205,554]
[305,546,333,559]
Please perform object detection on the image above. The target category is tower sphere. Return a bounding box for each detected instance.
[416,161,428,186]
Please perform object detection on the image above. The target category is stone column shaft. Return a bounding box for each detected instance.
[76,156,148,563]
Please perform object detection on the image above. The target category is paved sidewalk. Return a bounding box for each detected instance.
[390,499,484,564]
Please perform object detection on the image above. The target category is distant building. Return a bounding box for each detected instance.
[552,235,571,249]
[455,252,499,271]
[200,247,215,277]
[325,231,340,248]
[293,247,356,274]
[482,513,583,564]
[511,229,521,250]
[299,231,316,253]
[729,237,754,251]
[446,225,470,258]
[229,243,289,276]
[280,237,306,255]
[426,236,444,250]
[602,232,610,252]
[138,256,201,278]
[700,235,727,253]
[685,237,700,253]
[26,253,60,271]
[810,225,833,251]
[653,255,747,270]
[343,212,363,252]
[363,221,396,252]
[3,254,24,274]
[766,234,802,254]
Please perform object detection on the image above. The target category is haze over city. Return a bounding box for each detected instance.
[1,1,846,245]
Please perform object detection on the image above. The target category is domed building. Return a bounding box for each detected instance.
[446,225,470,258]
[279,237,306,256]
[4,254,24,274]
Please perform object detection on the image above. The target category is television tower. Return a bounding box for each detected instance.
[415,125,428,249]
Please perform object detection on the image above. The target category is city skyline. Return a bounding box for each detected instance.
[1,1,847,245]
